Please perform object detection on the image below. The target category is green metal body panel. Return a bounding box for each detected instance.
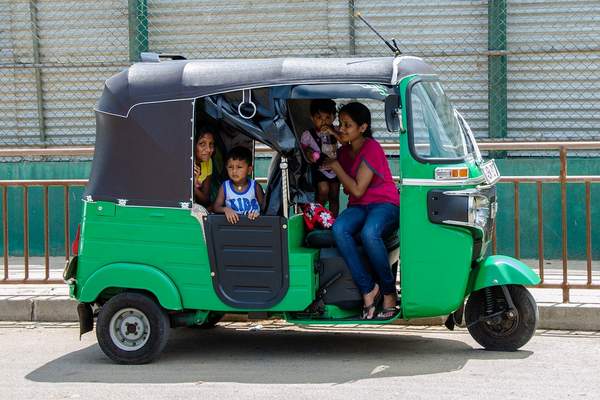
[78,263,183,310]
[398,75,479,319]
[469,255,541,293]
[74,202,317,312]
[399,185,474,319]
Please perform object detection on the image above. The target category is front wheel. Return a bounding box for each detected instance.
[465,285,538,351]
[96,292,170,364]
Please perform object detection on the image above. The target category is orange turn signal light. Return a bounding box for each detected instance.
[435,167,469,180]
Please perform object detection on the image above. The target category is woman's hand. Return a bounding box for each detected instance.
[224,208,239,224]
[193,164,200,177]
[323,126,343,144]
[322,157,341,172]
[247,211,260,221]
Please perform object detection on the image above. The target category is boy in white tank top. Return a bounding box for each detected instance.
[213,146,264,224]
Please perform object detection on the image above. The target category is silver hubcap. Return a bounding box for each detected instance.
[109,307,151,351]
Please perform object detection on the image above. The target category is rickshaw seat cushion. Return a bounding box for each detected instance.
[305,229,399,250]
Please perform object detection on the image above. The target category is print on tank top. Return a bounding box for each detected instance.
[224,179,260,215]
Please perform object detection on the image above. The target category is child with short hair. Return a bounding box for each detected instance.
[213,146,264,224]
[300,99,340,216]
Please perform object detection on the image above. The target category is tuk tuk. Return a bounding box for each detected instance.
[64,55,541,364]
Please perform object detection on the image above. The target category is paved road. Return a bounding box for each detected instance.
[2,321,600,400]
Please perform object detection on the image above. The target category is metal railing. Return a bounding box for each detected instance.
[1,179,87,283]
[476,141,600,303]
[0,142,598,303]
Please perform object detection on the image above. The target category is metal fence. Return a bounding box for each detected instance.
[1,0,599,148]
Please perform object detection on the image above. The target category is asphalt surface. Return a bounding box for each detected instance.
[2,321,600,400]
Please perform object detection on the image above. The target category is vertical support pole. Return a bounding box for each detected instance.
[513,181,520,259]
[536,181,544,282]
[43,186,49,280]
[64,185,70,260]
[2,187,8,281]
[23,186,29,281]
[559,147,569,302]
[280,157,289,219]
[29,0,45,142]
[128,0,149,62]
[348,0,356,56]
[488,0,507,154]
[585,181,592,286]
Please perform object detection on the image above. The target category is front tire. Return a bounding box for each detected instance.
[96,292,170,364]
[466,285,538,351]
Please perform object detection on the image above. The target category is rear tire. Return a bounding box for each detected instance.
[96,292,170,364]
[466,285,538,351]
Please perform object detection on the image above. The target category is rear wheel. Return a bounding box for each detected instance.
[96,292,170,364]
[465,285,538,351]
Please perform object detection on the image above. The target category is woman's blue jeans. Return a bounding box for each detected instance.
[332,203,399,295]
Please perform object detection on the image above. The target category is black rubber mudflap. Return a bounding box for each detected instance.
[77,303,94,338]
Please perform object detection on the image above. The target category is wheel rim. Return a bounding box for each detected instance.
[483,310,520,337]
[109,307,151,351]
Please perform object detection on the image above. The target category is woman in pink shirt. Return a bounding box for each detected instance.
[324,102,400,320]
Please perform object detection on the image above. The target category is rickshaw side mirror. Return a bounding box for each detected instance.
[384,95,402,133]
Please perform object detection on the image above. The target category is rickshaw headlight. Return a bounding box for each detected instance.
[470,195,490,229]
[428,187,496,236]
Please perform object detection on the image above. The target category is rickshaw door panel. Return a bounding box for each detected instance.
[205,215,290,309]
[399,186,473,319]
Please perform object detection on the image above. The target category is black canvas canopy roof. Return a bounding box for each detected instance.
[96,56,434,117]
[86,56,436,208]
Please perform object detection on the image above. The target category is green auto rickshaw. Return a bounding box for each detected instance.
[64,55,541,364]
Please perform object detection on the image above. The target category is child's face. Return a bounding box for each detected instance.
[338,112,367,143]
[226,158,252,185]
[311,111,335,132]
[195,133,215,162]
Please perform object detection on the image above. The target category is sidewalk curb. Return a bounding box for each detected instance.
[1,298,599,330]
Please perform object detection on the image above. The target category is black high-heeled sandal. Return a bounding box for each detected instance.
[375,306,399,320]
[361,289,382,320]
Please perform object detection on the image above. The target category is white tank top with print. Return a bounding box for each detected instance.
[223,179,260,215]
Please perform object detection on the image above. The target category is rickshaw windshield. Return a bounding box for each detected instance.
[409,80,471,161]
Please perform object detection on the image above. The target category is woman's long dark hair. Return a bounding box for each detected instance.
[195,125,215,145]
[338,102,373,138]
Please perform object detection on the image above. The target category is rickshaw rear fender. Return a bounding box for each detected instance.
[467,255,541,294]
[78,263,183,310]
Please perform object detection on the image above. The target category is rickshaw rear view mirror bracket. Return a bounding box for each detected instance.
[384,94,403,133]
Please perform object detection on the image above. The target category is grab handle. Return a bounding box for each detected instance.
[237,89,257,119]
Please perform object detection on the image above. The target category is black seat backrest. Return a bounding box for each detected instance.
[305,229,400,251]
[205,214,289,309]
